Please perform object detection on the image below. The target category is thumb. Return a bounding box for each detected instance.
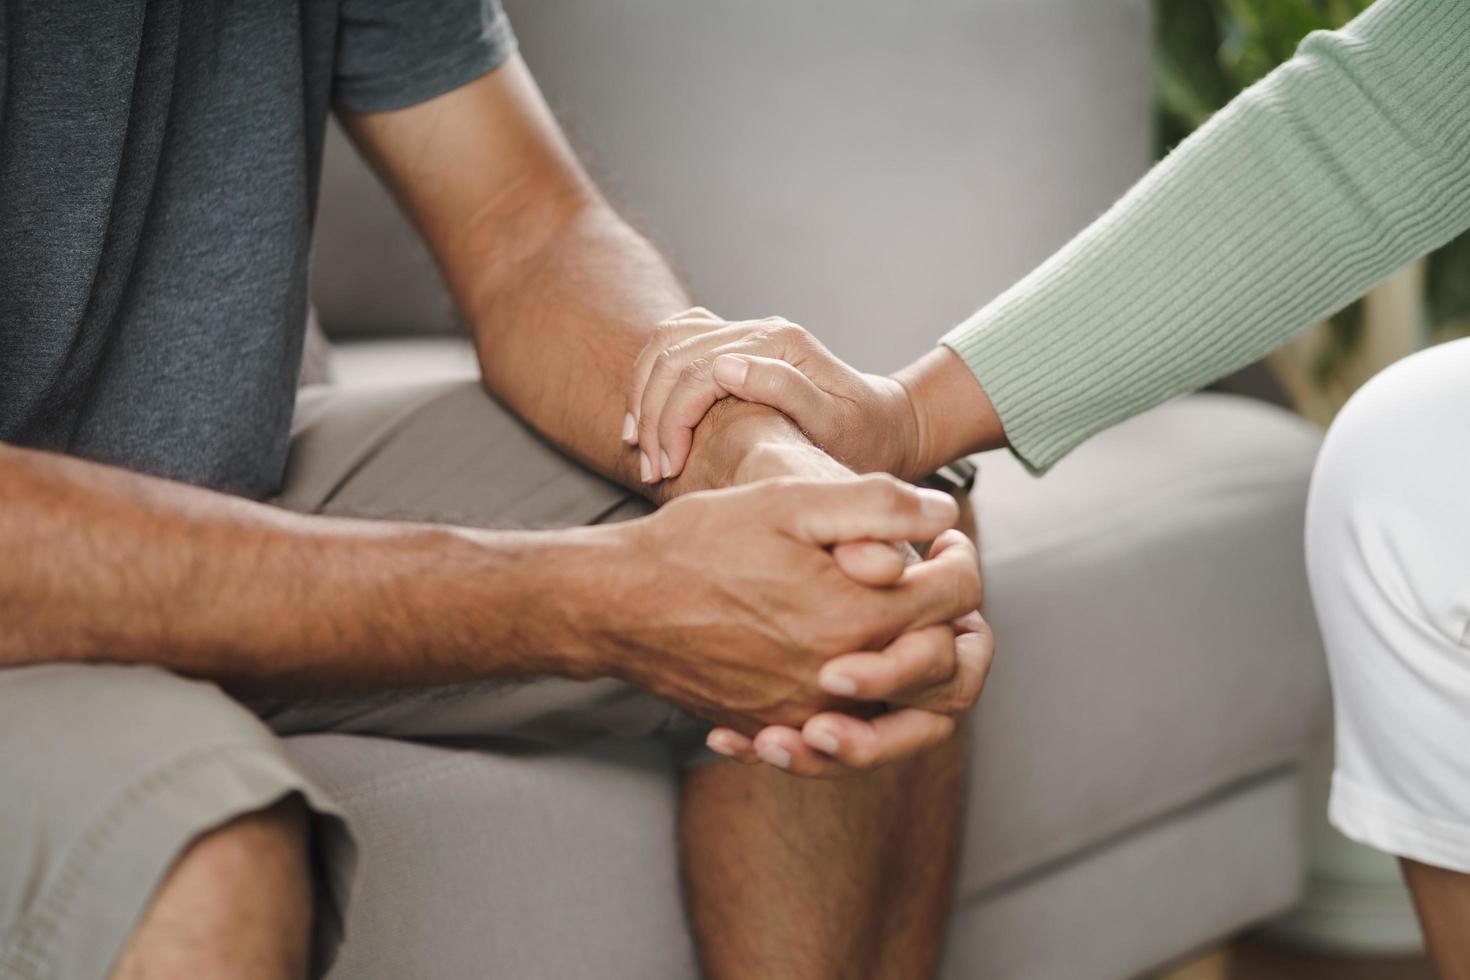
[832,540,909,586]
[714,355,827,427]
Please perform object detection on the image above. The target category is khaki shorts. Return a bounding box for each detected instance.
[0,381,709,980]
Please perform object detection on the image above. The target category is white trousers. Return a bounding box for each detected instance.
[1307,337,1470,872]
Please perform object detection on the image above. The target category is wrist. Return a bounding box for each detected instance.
[871,375,925,482]
[538,517,674,688]
[891,346,1008,478]
[452,523,628,682]
[661,399,842,494]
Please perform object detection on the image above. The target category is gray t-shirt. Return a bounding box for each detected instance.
[0,0,515,498]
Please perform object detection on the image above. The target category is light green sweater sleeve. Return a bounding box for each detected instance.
[941,0,1470,473]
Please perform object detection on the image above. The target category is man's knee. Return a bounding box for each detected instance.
[1305,339,1470,666]
[180,794,312,888]
[113,796,314,980]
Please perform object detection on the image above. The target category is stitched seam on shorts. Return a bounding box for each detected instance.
[307,386,461,509]
[0,742,296,979]
[325,753,492,806]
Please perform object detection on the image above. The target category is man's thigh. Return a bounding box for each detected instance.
[261,381,707,755]
[277,380,649,529]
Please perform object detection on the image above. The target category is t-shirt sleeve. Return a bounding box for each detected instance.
[332,0,517,112]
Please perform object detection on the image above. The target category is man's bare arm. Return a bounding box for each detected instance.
[0,442,607,692]
[0,441,974,736]
[339,55,824,497]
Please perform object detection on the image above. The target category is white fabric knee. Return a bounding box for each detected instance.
[1306,337,1470,873]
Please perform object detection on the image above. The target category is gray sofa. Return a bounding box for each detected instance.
[297,1,1330,977]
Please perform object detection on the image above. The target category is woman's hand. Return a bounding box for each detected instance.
[624,308,923,482]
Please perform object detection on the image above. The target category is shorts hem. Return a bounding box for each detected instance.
[0,742,356,980]
[1329,771,1470,874]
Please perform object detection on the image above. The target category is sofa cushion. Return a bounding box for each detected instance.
[944,771,1302,980]
[957,392,1327,899]
[309,0,1153,362]
[290,734,698,980]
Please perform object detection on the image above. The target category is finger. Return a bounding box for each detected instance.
[815,624,956,700]
[627,311,723,442]
[896,628,994,715]
[865,626,994,715]
[752,726,847,778]
[779,473,958,546]
[713,354,828,421]
[952,609,984,635]
[886,529,981,631]
[705,727,760,764]
[800,708,956,771]
[831,540,908,586]
[929,526,985,607]
[637,327,754,480]
[655,348,830,479]
[649,365,729,480]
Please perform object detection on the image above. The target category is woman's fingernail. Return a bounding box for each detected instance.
[639,453,654,483]
[621,412,637,443]
[820,672,858,697]
[660,450,673,478]
[805,726,839,755]
[706,733,735,757]
[757,744,791,769]
[713,355,748,387]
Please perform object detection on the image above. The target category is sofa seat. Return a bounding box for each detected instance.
[287,353,1328,979]
[957,392,1327,900]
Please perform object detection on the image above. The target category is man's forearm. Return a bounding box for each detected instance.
[466,200,689,494]
[465,199,839,497]
[0,443,617,693]
[342,61,820,497]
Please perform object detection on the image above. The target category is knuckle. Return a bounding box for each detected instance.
[868,473,915,512]
[927,633,959,683]
[843,739,877,769]
[939,669,981,715]
[763,475,807,501]
[930,716,958,746]
[651,349,677,378]
[772,321,806,344]
[752,323,787,347]
[679,356,714,385]
[963,567,983,609]
[949,572,975,617]
[960,669,985,710]
[845,601,887,647]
